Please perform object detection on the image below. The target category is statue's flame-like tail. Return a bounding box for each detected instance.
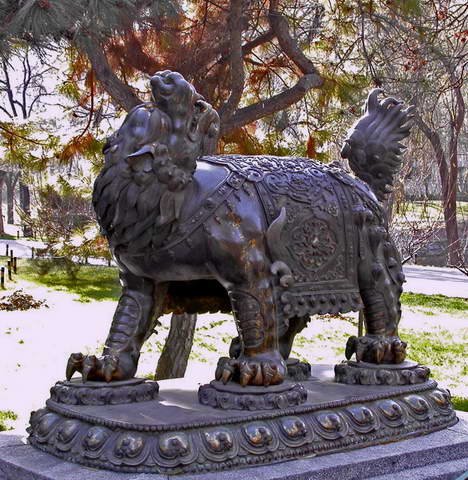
[341,89,415,202]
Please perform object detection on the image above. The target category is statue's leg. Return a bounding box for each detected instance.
[66,272,160,382]
[214,252,287,386]
[346,218,407,364]
[278,315,309,360]
[229,315,309,361]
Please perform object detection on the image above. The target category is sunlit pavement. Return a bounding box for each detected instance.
[403,265,467,298]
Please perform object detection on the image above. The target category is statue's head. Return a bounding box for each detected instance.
[150,71,220,159]
[105,71,220,192]
[96,71,220,242]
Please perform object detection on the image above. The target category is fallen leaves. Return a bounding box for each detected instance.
[0,290,48,311]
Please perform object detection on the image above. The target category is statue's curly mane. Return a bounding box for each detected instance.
[93,71,220,251]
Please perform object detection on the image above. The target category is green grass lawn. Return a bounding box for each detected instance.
[452,397,468,412]
[15,258,120,302]
[394,200,468,219]
[399,293,467,403]
[0,410,17,432]
[1,258,466,411]
[401,292,468,313]
[402,328,467,375]
[9,259,467,312]
[0,233,16,240]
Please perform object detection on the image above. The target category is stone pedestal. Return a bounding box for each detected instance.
[335,360,431,386]
[25,365,459,475]
[3,412,467,479]
[198,380,307,410]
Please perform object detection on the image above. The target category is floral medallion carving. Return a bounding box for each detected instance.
[289,218,337,270]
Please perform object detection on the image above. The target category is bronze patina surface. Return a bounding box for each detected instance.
[27,71,456,475]
[28,366,457,475]
[335,360,431,386]
[63,71,414,387]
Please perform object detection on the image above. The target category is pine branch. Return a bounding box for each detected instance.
[221,73,321,135]
[268,1,322,79]
[219,0,245,121]
[77,37,142,112]
[220,1,323,135]
[0,124,48,146]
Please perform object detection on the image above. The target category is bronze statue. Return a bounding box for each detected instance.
[28,72,458,475]
[65,71,414,387]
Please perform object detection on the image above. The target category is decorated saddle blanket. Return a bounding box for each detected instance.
[194,155,380,319]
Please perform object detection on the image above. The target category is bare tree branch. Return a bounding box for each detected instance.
[20,51,32,118]
[217,29,275,65]
[0,105,13,118]
[1,58,18,117]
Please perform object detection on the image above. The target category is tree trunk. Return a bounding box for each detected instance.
[19,182,33,237]
[444,114,463,266]
[417,118,462,266]
[6,178,14,224]
[444,63,465,266]
[437,157,461,266]
[0,175,4,236]
[155,313,197,380]
[5,171,19,225]
[443,152,461,266]
[436,141,461,266]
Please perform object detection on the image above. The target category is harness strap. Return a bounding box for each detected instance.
[160,171,246,251]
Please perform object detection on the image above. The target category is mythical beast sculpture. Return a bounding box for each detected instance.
[66,71,414,387]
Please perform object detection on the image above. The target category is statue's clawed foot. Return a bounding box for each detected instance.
[215,353,287,387]
[345,335,407,364]
[66,352,137,382]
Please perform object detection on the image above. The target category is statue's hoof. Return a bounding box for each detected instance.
[215,354,286,387]
[65,353,135,382]
[345,335,407,364]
